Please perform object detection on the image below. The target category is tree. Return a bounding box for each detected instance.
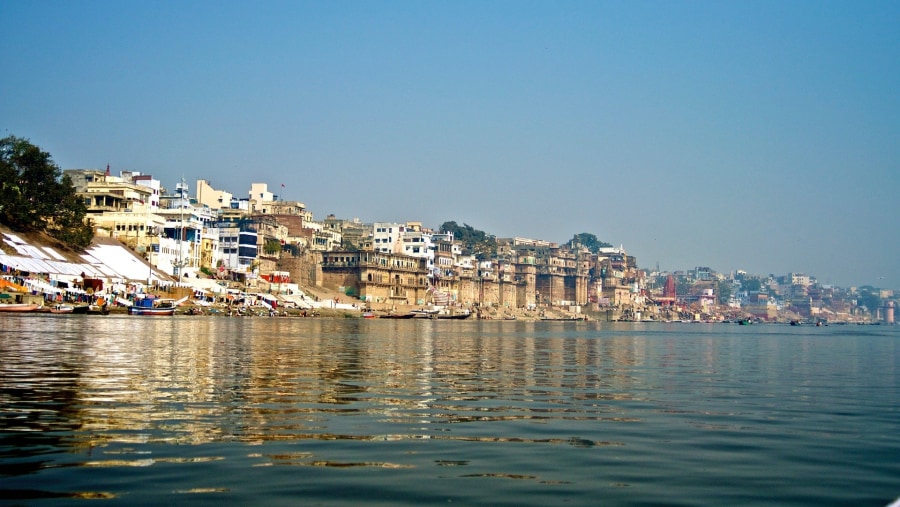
[0,135,93,249]
[676,277,692,297]
[717,280,733,304]
[439,221,497,260]
[566,232,613,253]
[263,239,281,255]
[856,286,882,314]
[741,278,762,293]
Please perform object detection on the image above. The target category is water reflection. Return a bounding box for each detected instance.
[0,318,651,462]
[1,316,898,505]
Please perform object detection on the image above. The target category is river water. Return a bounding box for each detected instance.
[0,315,898,506]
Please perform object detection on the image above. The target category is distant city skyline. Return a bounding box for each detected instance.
[2,1,897,288]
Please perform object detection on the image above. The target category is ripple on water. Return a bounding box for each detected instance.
[0,317,897,505]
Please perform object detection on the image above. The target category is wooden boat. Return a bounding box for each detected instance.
[380,312,416,319]
[435,312,471,320]
[86,304,110,315]
[0,303,41,312]
[435,309,472,320]
[411,307,472,320]
[410,308,440,318]
[128,298,176,316]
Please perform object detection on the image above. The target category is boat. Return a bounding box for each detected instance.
[411,307,471,319]
[49,304,74,314]
[435,312,471,320]
[86,304,110,315]
[0,303,41,312]
[410,308,441,318]
[435,309,472,320]
[128,298,176,316]
[380,313,416,319]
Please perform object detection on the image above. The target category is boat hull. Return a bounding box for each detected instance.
[380,313,416,319]
[0,303,41,312]
[128,307,175,316]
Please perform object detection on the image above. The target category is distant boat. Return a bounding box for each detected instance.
[49,304,74,314]
[128,298,176,316]
[410,308,440,318]
[0,303,41,313]
[435,309,472,320]
[380,313,415,319]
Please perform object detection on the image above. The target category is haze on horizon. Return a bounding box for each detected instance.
[2,1,897,289]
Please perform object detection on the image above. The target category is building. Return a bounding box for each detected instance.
[320,251,429,306]
[66,169,164,260]
[195,179,233,210]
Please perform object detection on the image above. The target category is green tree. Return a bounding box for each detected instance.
[0,135,93,248]
[717,280,733,304]
[676,277,692,296]
[439,221,497,260]
[856,286,882,314]
[565,232,613,253]
[263,239,281,255]
[741,278,762,293]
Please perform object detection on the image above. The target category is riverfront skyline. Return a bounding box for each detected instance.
[2,1,898,288]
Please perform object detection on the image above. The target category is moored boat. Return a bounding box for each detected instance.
[435,310,471,320]
[128,298,176,316]
[433,307,472,320]
[380,312,416,319]
[411,306,472,319]
[410,308,440,318]
[0,303,41,312]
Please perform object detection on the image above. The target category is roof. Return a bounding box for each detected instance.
[0,228,174,283]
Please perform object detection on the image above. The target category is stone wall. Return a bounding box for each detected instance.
[276,251,320,287]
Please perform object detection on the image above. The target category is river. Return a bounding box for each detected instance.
[1,315,898,506]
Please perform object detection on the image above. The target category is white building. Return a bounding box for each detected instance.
[373,222,405,254]
[249,183,275,212]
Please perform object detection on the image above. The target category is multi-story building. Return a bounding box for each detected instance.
[156,180,208,277]
[196,179,233,210]
[66,169,164,260]
[372,222,405,254]
[320,251,429,305]
[211,218,258,276]
[248,183,275,211]
[67,168,157,215]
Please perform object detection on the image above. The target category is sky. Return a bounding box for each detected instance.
[2,1,898,288]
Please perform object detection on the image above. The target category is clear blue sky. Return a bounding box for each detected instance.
[2,1,898,288]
